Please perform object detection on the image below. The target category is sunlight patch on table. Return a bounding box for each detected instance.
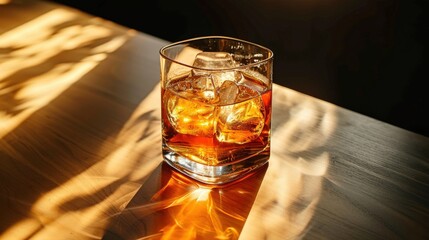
[240,84,337,240]
[0,8,128,138]
[0,82,162,240]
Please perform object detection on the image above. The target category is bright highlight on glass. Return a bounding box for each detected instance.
[160,36,274,184]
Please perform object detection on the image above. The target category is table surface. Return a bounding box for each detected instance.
[1,1,428,239]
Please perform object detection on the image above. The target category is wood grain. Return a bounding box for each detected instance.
[1,1,428,239]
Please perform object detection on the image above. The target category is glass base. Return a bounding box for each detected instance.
[162,149,270,185]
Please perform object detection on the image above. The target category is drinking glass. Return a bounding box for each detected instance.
[160,36,273,184]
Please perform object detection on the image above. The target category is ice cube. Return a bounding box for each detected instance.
[216,85,265,144]
[189,75,217,103]
[217,80,239,105]
[193,52,239,69]
[192,52,243,88]
[165,85,216,137]
[237,71,268,95]
[211,70,243,88]
[171,75,217,104]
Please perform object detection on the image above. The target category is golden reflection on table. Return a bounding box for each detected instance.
[1,1,429,240]
[103,162,267,239]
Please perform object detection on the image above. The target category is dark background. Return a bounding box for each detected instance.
[50,0,428,137]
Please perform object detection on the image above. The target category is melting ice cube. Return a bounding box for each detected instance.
[217,80,239,105]
[192,51,244,88]
[193,52,239,69]
[216,85,265,144]
[165,79,216,137]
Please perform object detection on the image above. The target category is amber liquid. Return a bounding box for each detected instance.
[162,74,272,168]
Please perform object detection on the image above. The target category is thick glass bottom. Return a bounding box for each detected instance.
[162,148,270,185]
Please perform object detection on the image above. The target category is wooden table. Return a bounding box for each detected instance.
[1,1,428,239]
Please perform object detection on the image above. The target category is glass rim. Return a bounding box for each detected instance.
[159,35,274,71]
